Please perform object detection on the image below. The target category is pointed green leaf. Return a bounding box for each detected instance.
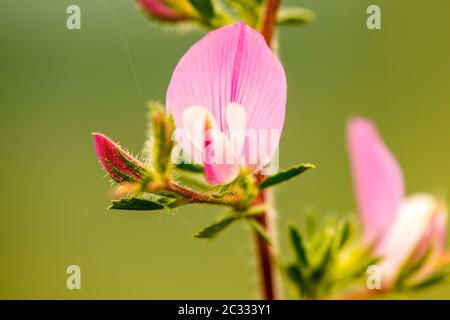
[189,0,215,19]
[285,264,305,295]
[289,226,309,267]
[176,162,204,173]
[247,218,272,244]
[277,7,315,26]
[149,102,175,179]
[407,270,450,291]
[194,215,238,239]
[152,190,186,208]
[223,0,262,27]
[311,238,334,282]
[258,163,315,189]
[109,196,167,211]
[396,247,433,288]
[305,209,318,238]
[336,218,353,249]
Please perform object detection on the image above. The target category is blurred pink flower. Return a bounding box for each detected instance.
[347,117,448,284]
[93,132,149,183]
[137,0,187,21]
[166,23,287,185]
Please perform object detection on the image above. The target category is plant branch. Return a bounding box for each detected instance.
[252,177,279,300]
[250,0,283,301]
[167,182,238,207]
[261,0,282,46]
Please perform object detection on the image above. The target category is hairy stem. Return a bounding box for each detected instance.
[261,0,282,46]
[167,182,238,207]
[251,0,283,301]
[253,177,279,300]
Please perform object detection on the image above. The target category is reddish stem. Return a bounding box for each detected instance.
[261,0,282,46]
[167,182,235,206]
[253,178,278,300]
[252,0,283,300]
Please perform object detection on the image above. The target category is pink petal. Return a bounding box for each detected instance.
[376,194,437,282]
[347,117,405,243]
[182,106,216,153]
[226,103,247,132]
[226,103,247,163]
[166,23,287,171]
[203,129,240,186]
[414,202,448,259]
[137,0,186,21]
[434,205,448,252]
[181,106,240,185]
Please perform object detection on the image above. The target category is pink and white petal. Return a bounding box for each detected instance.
[182,106,217,152]
[166,23,287,169]
[347,117,405,243]
[226,103,247,131]
[226,103,247,163]
[434,205,448,252]
[413,201,448,261]
[203,129,240,186]
[376,194,437,283]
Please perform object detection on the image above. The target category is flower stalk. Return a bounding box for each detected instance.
[261,0,282,46]
[253,174,279,299]
[250,0,284,300]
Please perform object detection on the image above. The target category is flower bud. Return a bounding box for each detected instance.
[137,0,191,21]
[93,132,150,183]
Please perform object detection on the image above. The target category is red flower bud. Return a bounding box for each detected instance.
[137,0,188,21]
[93,133,150,183]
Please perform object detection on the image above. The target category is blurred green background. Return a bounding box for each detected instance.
[1,0,449,299]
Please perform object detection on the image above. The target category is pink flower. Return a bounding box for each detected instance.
[137,0,188,21]
[347,117,448,284]
[93,133,150,183]
[166,23,287,185]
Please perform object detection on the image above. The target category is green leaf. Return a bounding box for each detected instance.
[285,264,305,295]
[311,238,334,282]
[277,7,315,26]
[189,0,215,19]
[407,270,450,291]
[258,163,315,189]
[289,226,309,267]
[336,218,353,249]
[194,215,239,239]
[109,196,167,211]
[176,162,204,173]
[305,209,318,238]
[237,171,259,208]
[152,190,186,208]
[149,102,175,179]
[223,0,262,27]
[247,218,272,244]
[241,205,266,217]
[396,247,433,288]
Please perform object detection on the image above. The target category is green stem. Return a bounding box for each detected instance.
[167,182,238,207]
